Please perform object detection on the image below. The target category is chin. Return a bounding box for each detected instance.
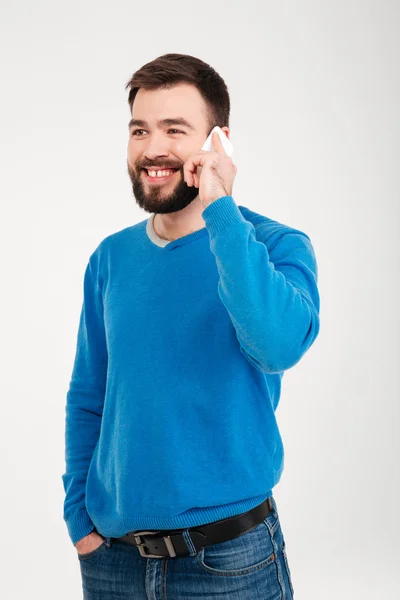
[129,169,199,215]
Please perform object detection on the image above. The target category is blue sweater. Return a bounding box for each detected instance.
[61,195,320,546]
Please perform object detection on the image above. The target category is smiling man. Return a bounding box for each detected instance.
[126,81,231,241]
[62,53,320,599]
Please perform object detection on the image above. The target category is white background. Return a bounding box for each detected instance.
[1,1,398,598]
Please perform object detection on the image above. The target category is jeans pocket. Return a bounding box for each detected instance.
[77,538,108,561]
[196,518,277,576]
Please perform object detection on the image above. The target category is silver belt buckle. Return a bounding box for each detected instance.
[133,531,177,558]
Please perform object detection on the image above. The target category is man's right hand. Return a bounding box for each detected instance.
[75,531,105,555]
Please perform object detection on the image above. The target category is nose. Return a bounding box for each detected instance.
[142,132,174,160]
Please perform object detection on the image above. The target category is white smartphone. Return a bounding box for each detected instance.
[201,126,234,156]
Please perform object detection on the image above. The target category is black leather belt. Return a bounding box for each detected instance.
[109,497,273,559]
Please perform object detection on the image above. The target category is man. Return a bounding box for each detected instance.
[62,53,319,598]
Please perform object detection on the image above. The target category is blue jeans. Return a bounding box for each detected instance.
[78,495,294,599]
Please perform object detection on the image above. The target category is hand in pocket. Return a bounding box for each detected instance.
[75,531,105,556]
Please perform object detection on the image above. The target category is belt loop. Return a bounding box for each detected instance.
[182,529,198,556]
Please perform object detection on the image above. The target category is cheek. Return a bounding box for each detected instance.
[173,140,189,163]
[127,141,138,161]
[127,152,140,172]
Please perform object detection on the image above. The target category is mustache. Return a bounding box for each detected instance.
[139,165,182,171]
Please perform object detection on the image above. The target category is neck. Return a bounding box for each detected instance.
[153,198,206,241]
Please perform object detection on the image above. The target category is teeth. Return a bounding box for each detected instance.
[147,169,176,178]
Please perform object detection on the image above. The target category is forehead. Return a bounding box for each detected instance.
[131,83,208,128]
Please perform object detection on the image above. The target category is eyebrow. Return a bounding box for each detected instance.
[128,117,196,131]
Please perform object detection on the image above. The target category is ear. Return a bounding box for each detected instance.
[220,127,230,140]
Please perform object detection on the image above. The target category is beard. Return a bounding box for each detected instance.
[126,160,200,215]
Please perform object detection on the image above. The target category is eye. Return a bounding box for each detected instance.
[131,128,185,137]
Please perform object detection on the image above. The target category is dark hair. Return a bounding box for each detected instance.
[125,53,230,133]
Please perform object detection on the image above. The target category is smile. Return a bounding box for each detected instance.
[142,168,179,183]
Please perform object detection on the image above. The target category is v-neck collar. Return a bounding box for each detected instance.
[146,213,209,251]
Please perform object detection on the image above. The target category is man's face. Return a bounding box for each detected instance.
[126,83,212,215]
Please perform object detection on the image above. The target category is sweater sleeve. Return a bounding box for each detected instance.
[61,255,108,546]
[202,196,320,374]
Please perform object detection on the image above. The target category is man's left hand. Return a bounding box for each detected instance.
[183,131,237,208]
